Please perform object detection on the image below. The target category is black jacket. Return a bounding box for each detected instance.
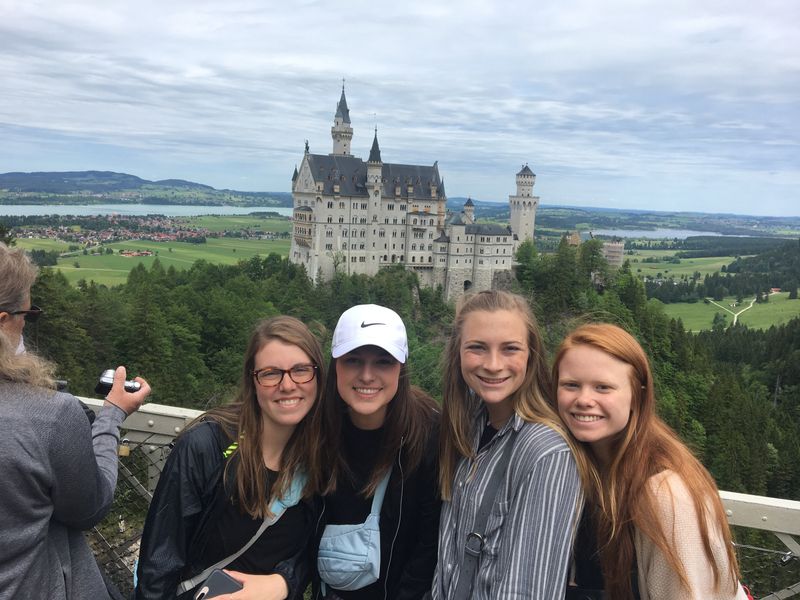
[312,415,441,600]
[134,421,313,600]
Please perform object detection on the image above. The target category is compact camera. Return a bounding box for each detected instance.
[94,369,142,396]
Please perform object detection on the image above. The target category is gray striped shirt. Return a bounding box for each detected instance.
[431,410,582,599]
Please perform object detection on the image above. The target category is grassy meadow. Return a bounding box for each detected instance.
[658,293,800,331]
[15,215,291,286]
[626,249,740,279]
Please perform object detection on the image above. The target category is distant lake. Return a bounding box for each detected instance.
[0,204,293,217]
[591,228,725,239]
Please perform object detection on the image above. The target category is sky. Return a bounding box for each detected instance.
[1,0,798,217]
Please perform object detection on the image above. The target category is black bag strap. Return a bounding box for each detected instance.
[453,426,519,600]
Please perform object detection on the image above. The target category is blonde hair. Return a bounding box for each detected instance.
[552,323,740,599]
[438,290,572,499]
[0,243,55,388]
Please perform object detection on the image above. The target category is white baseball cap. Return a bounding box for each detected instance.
[331,304,408,363]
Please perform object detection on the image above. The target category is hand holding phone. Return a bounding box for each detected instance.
[193,569,243,599]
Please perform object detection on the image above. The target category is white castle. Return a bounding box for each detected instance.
[290,86,539,300]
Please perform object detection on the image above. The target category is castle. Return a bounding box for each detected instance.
[289,87,539,300]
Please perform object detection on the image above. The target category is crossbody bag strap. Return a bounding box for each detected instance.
[369,468,393,516]
[176,470,307,595]
[452,427,519,600]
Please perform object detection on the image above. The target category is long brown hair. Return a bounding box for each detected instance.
[316,356,438,498]
[552,323,739,599]
[189,315,326,518]
[439,290,570,500]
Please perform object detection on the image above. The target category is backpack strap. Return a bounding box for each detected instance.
[176,469,307,595]
[453,427,519,600]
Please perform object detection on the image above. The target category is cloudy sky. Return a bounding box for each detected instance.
[1,0,798,216]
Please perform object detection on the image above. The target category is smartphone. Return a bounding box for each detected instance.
[193,569,243,599]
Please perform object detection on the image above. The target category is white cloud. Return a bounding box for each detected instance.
[0,0,797,215]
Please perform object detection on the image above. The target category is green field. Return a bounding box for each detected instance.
[186,215,292,233]
[627,250,740,279]
[658,293,800,331]
[18,238,289,286]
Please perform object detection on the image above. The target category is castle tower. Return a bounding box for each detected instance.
[367,128,383,194]
[509,164,539,242]
[463,198,475,224]
[331,85,353,155]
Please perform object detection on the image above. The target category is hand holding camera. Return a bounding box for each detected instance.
[97,366,151,416]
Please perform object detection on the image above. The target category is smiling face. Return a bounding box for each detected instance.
[459,309,529,427]
[335,345,401,430]
[253,339,318,432]
[556,344,634,464]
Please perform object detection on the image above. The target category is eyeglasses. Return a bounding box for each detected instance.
[253,364,318,387]
[9,305,43,323]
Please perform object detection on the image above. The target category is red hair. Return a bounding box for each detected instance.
[553,323,739,599]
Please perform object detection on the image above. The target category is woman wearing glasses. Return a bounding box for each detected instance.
[136,316,326,600]
[0,243,150,600]
[311,304,440,600]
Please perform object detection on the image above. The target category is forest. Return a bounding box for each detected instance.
[22,237,799,505]
[644,240,800,303]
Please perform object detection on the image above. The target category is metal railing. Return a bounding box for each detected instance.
[81,398,800,599]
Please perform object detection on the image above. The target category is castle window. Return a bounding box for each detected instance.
[428,256,432,263]
[339,202,345,209]
[388,203,395,210]
[359,256,366,262]
[400,204,406,211]
[412,256,416,263]
[361,203,368,210]
[325,243,333,250]
[327,201,333,209]
[327,217,333,223]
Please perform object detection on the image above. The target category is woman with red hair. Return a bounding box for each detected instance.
[553,323,748,600]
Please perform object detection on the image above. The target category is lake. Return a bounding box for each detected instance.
[591,228,725,239]
[0,204,293,217]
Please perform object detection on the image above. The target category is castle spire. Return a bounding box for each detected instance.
[331,82,353,155]
[335,83,351,124]
[368,127,382,163]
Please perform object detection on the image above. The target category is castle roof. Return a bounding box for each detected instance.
[368,130,382,163]
[335,86,351,124]
[292,165,298,182]
[464,198,474,207]
[466,224,512,236]
[517,164,535,177]
[434,232,450,243]
[304,153,444,199]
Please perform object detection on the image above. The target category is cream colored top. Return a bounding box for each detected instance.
[635,470,748,600]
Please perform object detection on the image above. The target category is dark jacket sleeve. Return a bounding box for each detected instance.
[134,422,224,600]
[393,418,442,600]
